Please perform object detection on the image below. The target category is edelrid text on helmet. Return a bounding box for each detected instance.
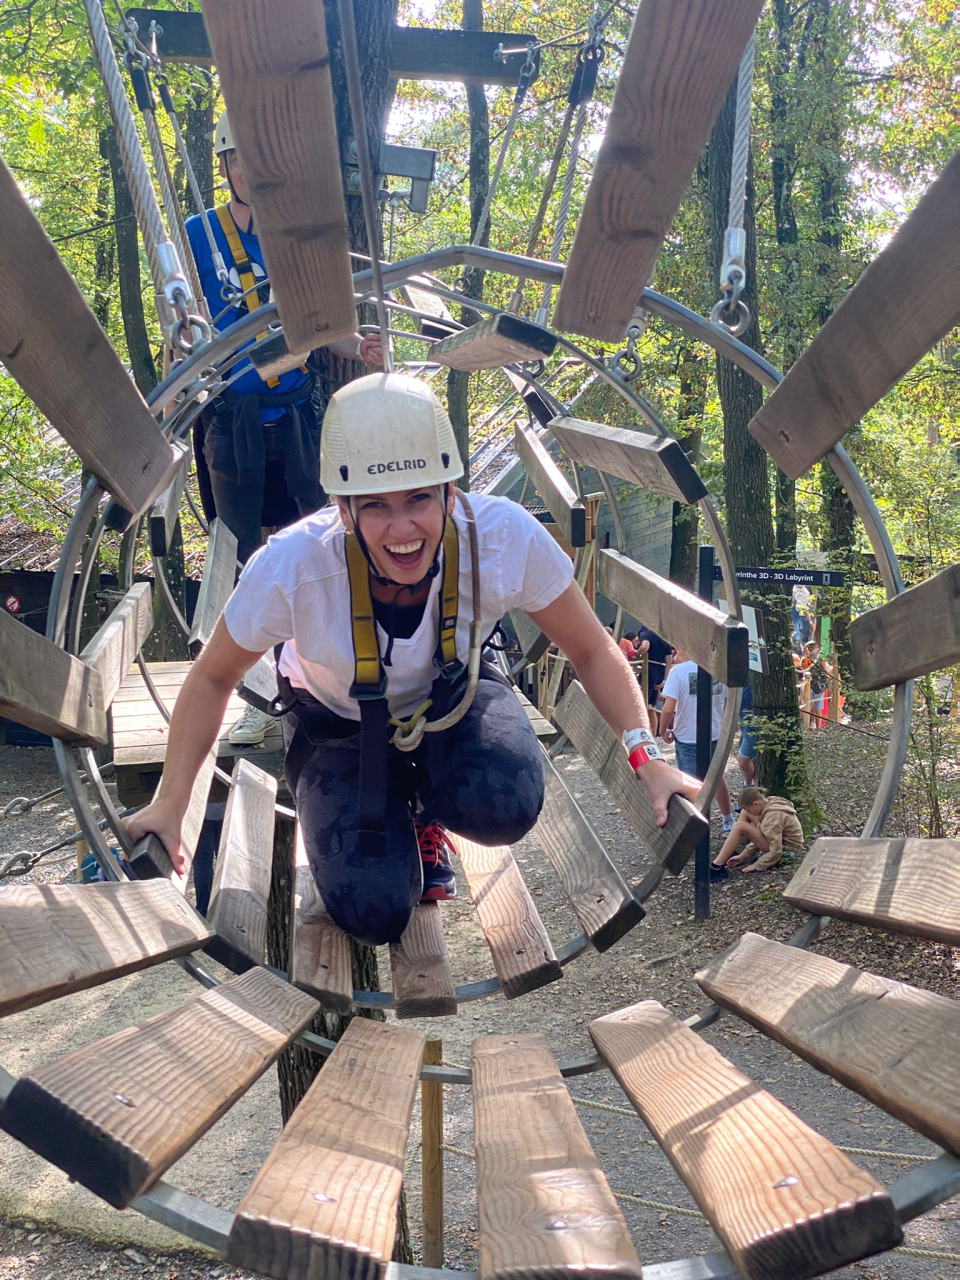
[321,373,464,496]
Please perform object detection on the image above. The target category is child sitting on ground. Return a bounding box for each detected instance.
[710,786,804,878]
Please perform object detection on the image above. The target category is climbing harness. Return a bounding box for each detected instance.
[342,492,482,855]
[711,36,755,337]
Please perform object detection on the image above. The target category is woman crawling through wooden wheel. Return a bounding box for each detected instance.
[124,373,700,945]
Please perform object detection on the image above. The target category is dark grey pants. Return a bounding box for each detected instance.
[282,673,545,945]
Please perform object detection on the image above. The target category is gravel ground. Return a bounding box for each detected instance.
[0,733,957,1279]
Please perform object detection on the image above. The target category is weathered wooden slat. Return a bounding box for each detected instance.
[548,416,707,505]
[128,745,217,889]
[79,582,153,711]
[514,685,556,739]
[553,680,706,875]
[590,1001,901,1280]
[148,443,191,559]
[508,607,551,673]
[514,421,586,548]
[0,881,212,1018]
[226,1017,425,1280]
[0,156,178,516]
[598,548,749,686]
[389,904,457,1019]
[472,1034,642,1280]
[205,758,277,972]
[553,0,765,340]
[849,563,960,690]
[199,0,357,354]
[430,314,557,371]
[784,837,960,946]
[188,518,238,657]
[749,155,960,478]
[0,967,318,1209]
[401,278,458,340]
[696,932,960,1153]
[237,654,280,713]
[0,610,107,745]
[451,835,562,1000]
[537,755,644,952]
[289,826,353,1014]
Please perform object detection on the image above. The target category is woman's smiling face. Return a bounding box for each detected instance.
[341,486,453,584]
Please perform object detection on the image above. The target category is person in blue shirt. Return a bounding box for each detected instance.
[186,112,382,743]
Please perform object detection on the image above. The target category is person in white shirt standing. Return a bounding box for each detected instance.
[124,374,699,945]
[659,649,734,833]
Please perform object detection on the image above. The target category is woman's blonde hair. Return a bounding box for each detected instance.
[739,786,768,808]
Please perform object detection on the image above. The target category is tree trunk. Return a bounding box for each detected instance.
[706,78,816,818]
[668,343,705,589]
[446,0,490,486]
[265,5,413,1261]
[184,75,215,216]
[106,127,157,396]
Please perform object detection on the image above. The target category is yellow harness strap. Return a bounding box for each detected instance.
[215,204,284,388]
[345,517,461,710]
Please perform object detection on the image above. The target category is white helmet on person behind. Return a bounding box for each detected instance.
[213,111,235,155]
[321,372,464,496]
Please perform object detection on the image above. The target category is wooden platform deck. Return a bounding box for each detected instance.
[112,662,555,806]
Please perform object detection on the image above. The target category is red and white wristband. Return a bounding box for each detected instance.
[622,727,664,770]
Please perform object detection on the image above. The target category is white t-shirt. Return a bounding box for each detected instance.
[223,492,574,720]
[661,659,727,744]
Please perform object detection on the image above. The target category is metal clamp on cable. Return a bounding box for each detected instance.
[711,227,750,336]
[610,324,643,383]
[514,50,536,103]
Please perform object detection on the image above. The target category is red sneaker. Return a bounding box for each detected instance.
[414,818,457,902]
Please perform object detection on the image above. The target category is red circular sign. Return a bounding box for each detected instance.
[4,595,20,614]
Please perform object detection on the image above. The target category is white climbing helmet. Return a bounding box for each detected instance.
[321,372,463,496]
[213,111,235,155]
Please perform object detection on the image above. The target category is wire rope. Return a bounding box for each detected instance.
[471,53,537,248]
[336,0,393,372]
[536,96,590,323]
[711,36,755,336]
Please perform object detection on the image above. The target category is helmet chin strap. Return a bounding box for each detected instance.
[349,485,448,592]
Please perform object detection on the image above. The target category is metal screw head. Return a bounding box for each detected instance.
[312,1192,336,1204]
[546,1220,567,1231]
[113,1093,135,1108]
[773,1176,798,1189]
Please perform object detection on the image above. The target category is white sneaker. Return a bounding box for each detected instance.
[228,704,272,745]
[722,814,735,835]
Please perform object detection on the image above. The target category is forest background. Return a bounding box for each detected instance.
[0,0,957,818]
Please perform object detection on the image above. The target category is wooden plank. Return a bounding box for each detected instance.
[696,931,960,1153]
[430,314,557,371]
[849,563,960,690]
[0,610,107,745]
[553,680,706,875]
[514,421,586,548]
[148,443,191,559]
[749,155,960,478]
[389,904,457,1020]
[401,278,457,340]
[79,583,153,711]
[450,835,562,1000]
[537,754,644,953]
[126,9,539,84]
[188,517,238,656]
[205,758,277,972]
[553,0,765,340]
[199,0,357,355]
[0,966,318,1209]
[514,685,556,739]
[128,745,217,889]
[237,654,280,713]
[472,1034,642,1280]
[0,156,179,517]
[508,607,551,673]
[598,548,750,686]
[289,826,352,1014]
[226,1017,425,1280]
[548,416,707,505]
[590,1002,901,1280]
[783,837,960,946]
[0,881,212,1017]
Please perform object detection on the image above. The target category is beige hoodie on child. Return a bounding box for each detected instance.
[743,795,804,870]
